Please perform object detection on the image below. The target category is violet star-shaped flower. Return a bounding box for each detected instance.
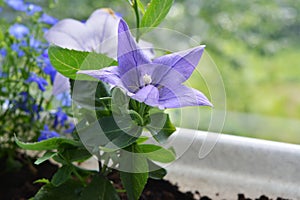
[78,19,212,109]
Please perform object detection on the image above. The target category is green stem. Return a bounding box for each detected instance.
[101,156,109,174]
[128,110,144,125]
[59,153,86,185]
[98,160,102,174]
[72,167,86,186]
[139,103,147,115]
[133,0,140,42]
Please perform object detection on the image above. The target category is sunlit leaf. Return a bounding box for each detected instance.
[140,0,173,34]
[48,46,117,80]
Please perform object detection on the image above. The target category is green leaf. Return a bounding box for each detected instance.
[79,115,143,154]
[99,116,143,149]
[148,160,167,180]
[138,144,176,163]
[140,0,174,34]
[60,147,92,162]
[15,136,80,151]
[34,180,83,200]
[146,112,176,143]
[120,171,148,200]
[35,151,57,165]
[136,0,145,15]
[79,175,120,200]
[136,136,149,144]
[51,165,74,186]
[34,178,50,184]
[120,144,148,200]
[48,46,117,80]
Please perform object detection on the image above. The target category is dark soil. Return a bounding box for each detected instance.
[0,153,58,200]
[108,170,195,200]
[0,155,293,200]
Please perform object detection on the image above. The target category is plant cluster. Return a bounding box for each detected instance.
[0,0,73,168]
[2,0,212,199]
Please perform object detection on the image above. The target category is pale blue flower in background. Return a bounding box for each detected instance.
[5,0,26,12]
[25,3,42,15]
[53,107,68,128]
[38,125,60,141]
[55,92,72,107]
[5,0,42,15]
[39,13,58,25]
[9,23,29,39]
[11,42,25,57]
[26,73,48,92]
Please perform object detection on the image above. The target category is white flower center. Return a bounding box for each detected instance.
[143,74,152,85]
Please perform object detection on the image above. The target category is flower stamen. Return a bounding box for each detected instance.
[143,74,152,85]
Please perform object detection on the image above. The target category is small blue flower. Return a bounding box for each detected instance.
[43,64,56,83]
[15,92,43,119]
[5,0,42,15]
[5,0,26,11]
[9,24,30,39]
[29,36,43,50]
[53,107,68,128]
[0,48,7,57]
[38,125,60,141]
[39,13,58,25]
[56,92,72,107]
[0,70,8,78]
[11,43,25,57]
[25,3,42,15]
[64,122,75,134]
[40,50,57,83]
[26,73,48,92]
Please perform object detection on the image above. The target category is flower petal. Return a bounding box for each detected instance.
[84,8,119,58]
[52,72,70,96]
[132,85,159,107]
[158,85,212,109]
[45,9,119,58]
[77,66,124,87]
[117,19,150,75]
[153,45,205,83]
[44,18,87,50]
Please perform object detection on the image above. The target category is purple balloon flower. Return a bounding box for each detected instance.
[78,19,212,109]
[38,125,60,141]
[44,9,121,96]
[45,9,154,97]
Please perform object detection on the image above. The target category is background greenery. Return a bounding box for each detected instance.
[4,0,300,144]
